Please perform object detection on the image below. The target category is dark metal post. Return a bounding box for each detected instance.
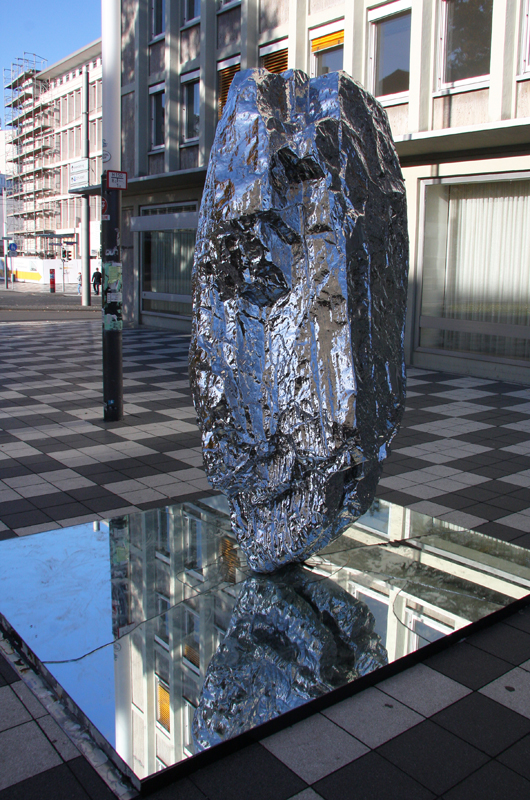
[101,172,123,421]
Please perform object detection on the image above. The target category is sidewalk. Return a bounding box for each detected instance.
[0,282,101,322]
[1,319,530,799]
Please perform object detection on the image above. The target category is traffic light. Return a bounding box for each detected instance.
[66,250,72,261]
[62,249,67,259]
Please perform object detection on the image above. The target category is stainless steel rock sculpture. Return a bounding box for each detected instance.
[192,567,388,751]
[190,69,408,572]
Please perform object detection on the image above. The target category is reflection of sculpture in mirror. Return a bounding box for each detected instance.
[192,566,387,751]
[190,69,408,572]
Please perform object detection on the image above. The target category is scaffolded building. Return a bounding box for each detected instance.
[3,43,102,259]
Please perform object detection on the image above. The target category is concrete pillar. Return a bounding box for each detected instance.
[489,0,520,121]
[200,0,217,168]
[242,0,259,70]
[81,66,91,306]
[408,0,435,133]
[288,0,307,71]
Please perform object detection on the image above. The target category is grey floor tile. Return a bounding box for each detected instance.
[378,663,470,716]
[286,791,324,800]
[376,719,488,796]
[0,721,62,790]
[11,681,47,719]
[322,686,423,748]
[480,666,530,719]
[0,685,31,731]
[424,641,513,689]
[440,758,530,800]
[431,691,530,756]
[262,713,368,784]
[313,751,435,800]
[37,715,80,761]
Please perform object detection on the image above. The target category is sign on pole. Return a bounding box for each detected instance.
[8,242,17,252]
[107,170,127,190]
[69,159,90,190]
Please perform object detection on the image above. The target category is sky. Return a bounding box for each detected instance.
[1,0,101,128]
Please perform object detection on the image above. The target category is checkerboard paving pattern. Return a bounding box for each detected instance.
[0,321,210,539]
[2,325,530,799]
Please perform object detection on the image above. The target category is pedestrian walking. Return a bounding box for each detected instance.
[92,267,102,296]
[77,272,82,295]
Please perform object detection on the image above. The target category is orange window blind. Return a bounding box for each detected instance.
[157,681,171,732]
[218,64,240,119]
[260,48,289,74]
[311,31,344,53]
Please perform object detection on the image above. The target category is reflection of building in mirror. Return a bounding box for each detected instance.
[344,500,530,662]
[110,503,242,778]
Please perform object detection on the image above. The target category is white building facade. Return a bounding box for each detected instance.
[4,42,103,273]
[117,0,530,384]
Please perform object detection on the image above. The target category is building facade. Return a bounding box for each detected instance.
[4,43,103,264]
[119,0,530,383]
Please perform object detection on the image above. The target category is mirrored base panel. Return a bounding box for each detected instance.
[2,495,530,792]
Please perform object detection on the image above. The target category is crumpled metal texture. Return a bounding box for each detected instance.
[192,566,387,751]
[189,69,408,572]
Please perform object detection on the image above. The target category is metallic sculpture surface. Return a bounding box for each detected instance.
[192,566,387,751]
[190,69,408,572]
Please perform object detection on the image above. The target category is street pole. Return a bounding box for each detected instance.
[101,0,123,422]
[81,65,91,307]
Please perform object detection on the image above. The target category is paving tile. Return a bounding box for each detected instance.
[0,655,20,687]
[37,715,80,761]
[149,776,209,800]
[497,732,530,781]
[376,719,488,795]
[466,622,530,665]
[313,751,435,800]
[480,666,530,718]
[440,758,530,800]
[378,663,470,716]
[431,691,530,756]
[0,762,92,800]
[262,713,368,784]
[66,756,117,800]
[11,681,47,718]
[424,641,513,689]
[0,685,31,731]
[322,686,423,748]
[190,743,307,800]
[0,721,62,790]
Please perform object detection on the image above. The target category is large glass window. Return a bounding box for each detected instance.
[142,228,196,316]
[183,0,200,23]
[420,179,530,362]
[373,11,411,96]
[151,90,165,148]
[152,0,166,37]
[183,80,200,140]
[311,30,344,77]
[443,0,493,84]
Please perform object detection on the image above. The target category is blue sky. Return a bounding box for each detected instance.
[1,0,101,127]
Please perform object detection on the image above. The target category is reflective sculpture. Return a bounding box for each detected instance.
[190,69,408,572]
[192,567,388,751]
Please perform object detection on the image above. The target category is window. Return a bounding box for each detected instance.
[310,27,344,77]
[183,0,200,23]
[217,59,240,118]
[150,90,165,148]
[419,176,530,363]
[441,0,493,85]
[259,41,288,73]
[151,0,166,37]
[182,76,200,140]
[521,0,530,75]
[369,2,411,98]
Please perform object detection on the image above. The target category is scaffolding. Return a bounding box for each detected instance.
[4,52,61,257]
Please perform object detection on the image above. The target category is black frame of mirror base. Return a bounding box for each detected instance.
[4,589,530,797]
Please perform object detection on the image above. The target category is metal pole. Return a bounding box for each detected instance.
[101,0,123,422]
[81,66,91,306]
